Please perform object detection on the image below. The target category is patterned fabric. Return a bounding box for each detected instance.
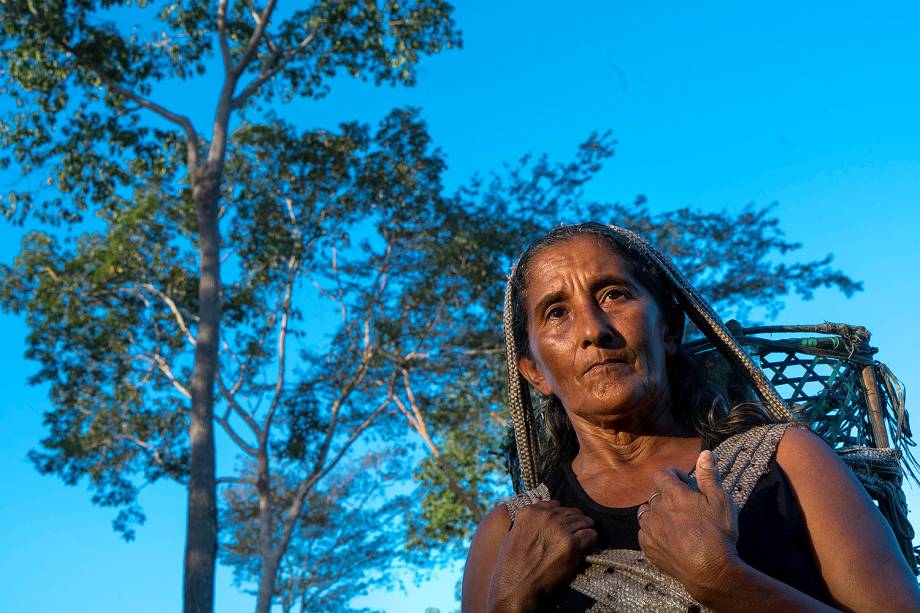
[504,482,551,522]
[501,423,793,612]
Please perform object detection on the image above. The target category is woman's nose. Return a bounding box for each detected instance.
[579,302,614,348]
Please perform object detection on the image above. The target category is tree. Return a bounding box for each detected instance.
[0,2,459,611]
[221,451,411,612]
[0,4,863,610]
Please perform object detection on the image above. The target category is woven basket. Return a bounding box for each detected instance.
[684,320,917,572]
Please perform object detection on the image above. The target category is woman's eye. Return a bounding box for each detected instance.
[547,306,566,319]
[601,288,625,302]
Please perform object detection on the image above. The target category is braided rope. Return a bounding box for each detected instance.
[503,271,540,490]
[502,224,797,490]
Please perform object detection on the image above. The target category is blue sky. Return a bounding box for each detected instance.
[1,1,919,611]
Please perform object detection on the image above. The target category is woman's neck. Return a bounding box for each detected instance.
[567,397,701,504]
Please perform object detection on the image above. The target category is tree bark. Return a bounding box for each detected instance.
[256,548,283,613]
[255,448,276,613]
[183,165,222,613]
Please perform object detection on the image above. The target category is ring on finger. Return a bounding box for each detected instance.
[647,491,661,506]
[637,507,650,522]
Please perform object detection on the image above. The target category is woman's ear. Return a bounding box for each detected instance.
[517,355,553,396]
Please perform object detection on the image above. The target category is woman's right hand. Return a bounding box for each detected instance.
[487,500,597,612]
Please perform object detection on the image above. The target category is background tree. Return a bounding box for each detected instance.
[0,2,459,612]
[0,3,863,611]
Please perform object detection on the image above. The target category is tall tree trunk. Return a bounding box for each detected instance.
[256,550,283,613]
[255,448,276,613]
[184,165,222,613]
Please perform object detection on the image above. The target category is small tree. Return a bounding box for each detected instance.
[0,2,459,611]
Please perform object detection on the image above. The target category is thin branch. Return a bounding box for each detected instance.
[221,337,243,370]
[131,352,192,398]
[309,275,347,323]
[140,282,197,347]
[227,310,278,397]
[391,395,419,433]
[263,200,301,437]
[123,430,165,467]
[243,0,279,54]
[217,375,263,438]
[217,476,258,486]
[231,30,317,108]
[304,395,392,503]
[399,368,486,518]
[232,0,280,80]
[273,393,393,567]
[398,368,438,456]
[37,25,200,170]
[98,74,198,150]
[215,412,259,457]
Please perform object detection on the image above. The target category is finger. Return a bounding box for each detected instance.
[651,468,693,496]
[572,527,598,550]
[560,515,595,532]
[531,499,561,510]
[695,450,725,502]
[636,502,651,524]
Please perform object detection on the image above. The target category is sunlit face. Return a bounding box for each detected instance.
[517,235,679,426]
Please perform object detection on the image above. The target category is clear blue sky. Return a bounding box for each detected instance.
[1,1,919,611]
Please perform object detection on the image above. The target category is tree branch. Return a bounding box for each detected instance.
[273,393,394,569]
[216,0,232,73]
[399,368,486,518]
[217,375,264,439]
[243,0,280,54]
[122,429,166,468]
[263,200,301,438]
[39,26,200,171]
[232,0,280,80]
[130,352,192,398]
[215,412,259,457]
[140,282,197,347]
[217,476,258,486]
[231,30,317,108]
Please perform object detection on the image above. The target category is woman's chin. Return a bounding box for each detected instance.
[571,387,664,425]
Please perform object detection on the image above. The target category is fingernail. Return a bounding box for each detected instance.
[701,450,715,469]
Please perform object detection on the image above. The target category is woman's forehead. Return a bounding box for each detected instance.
[524,235,633,292]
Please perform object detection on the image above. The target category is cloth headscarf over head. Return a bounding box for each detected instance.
[502,223,797,491]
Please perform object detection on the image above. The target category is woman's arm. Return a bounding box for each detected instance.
[638,434,920,613]
[637,450,835,611]
[462,505,511,613]
[461,500,597,613]
[769,426,920,611]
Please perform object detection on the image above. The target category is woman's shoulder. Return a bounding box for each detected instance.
[773,423,854,488]
[474,503,512,538]
[770,424,920,609]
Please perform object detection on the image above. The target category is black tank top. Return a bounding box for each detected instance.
[538,457,833,610]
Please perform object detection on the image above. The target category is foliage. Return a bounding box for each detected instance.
[0,1,863,608]
[0,1,461,611]
[221,452,409,613]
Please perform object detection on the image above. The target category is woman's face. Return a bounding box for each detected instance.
[517,235,679,427]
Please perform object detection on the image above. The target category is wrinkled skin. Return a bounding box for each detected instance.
[637,451,741,600]
[487,501,597,611]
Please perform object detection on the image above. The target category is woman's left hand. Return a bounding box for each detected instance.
[637,449,742,602]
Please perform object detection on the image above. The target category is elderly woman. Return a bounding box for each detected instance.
[461,223,920,612]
